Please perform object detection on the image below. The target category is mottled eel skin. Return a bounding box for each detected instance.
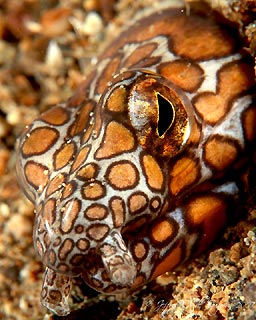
[16,4,255,316]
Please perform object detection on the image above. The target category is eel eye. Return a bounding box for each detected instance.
[156,93,175,137]
[128,73,195,157]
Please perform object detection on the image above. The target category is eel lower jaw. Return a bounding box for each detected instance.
[41,267,72,316]
[107,261,137,286]
[100,231,137,286]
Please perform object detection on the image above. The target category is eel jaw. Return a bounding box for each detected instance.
[100,231,137,286]
[41,267,72,316]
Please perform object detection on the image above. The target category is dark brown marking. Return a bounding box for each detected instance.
[70,254,84,266]
[75,225,84,234]
[48,290,62,303]
[150,197,161,212]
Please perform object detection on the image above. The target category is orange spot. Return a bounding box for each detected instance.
[40,106,69,125]
[170,157,199,195]
[35,239,43,257]
[158,60,204,92]
[106,87,127,113]
[42,198,56,225]
[22,127,59,156]
[82,182,105,200]
[103,11,235,61]
[46,174,65,196]
[129,193,148,214]
[62,182,75,199]
[110,197,125,227]
[54,142,75,170]
[67,71,96,107]
[151,220,175,244]
[186,194,227,254]
[96,54,122,95]
[204,137,238,171]
[82,124,94,144]
[95,121,135,159]
[24,161,49,191]
[150,244,182,280]
[124,42,157,68]
[150,198,160,210]
[59,239,74,260]
[106,161,138,190]
[194,62,254,124]
[56,264,69,273]
[71,147,90,172]
[77,164,98,180]
[131,275,145,289]
[69,101,95,136]
[189,121,201,145]
[87,224,109,241]
[60,199,81,233]
[122,215,148,235]
[242,106,256,142]
[84,204,108,220]
[76,238,89,251]
[48,250,57,265]
[44,233,51,247]
[133,242,147,260]
[169,16,235,60]
[142,155,163,191]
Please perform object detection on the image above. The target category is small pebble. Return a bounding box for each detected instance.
[5,214,32,239]
[70,11,103,37]
[41,7,71,37]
